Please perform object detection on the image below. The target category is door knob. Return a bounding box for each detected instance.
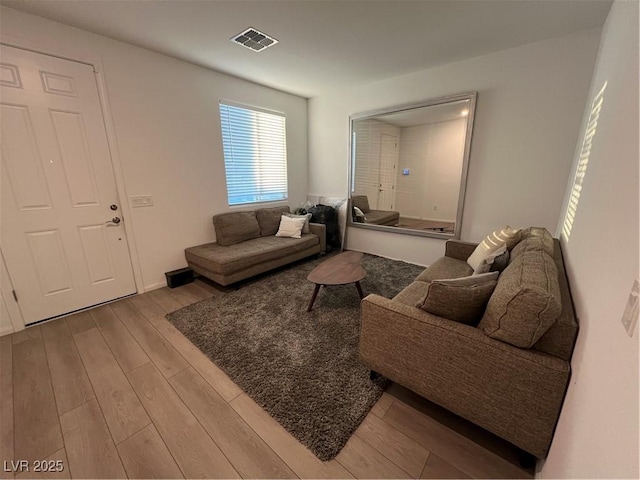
[106,216,121,226]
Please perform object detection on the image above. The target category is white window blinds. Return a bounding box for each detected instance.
[219,102,288,206]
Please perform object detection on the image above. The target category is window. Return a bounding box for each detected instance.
[219,101,288,206]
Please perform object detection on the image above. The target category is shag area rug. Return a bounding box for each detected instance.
[166,253,423,461]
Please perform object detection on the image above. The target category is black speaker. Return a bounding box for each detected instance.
[165,267,194,288]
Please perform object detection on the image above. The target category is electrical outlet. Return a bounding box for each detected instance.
[130,195,154,208]
[621,278,639,337]
[433,205,438,211]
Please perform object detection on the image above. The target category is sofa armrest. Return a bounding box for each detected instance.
[309,222,326,252]
[360,294,569,458]
[444,239,478,261]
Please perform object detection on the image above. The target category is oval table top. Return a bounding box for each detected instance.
[307,251,366,286]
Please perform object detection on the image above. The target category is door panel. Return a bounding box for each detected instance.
[78,224,116,285]
[378,133,398,210]
[1,45,136,325]
[26,229,73,296]
[1,104,53,210]
[50,109,100,206]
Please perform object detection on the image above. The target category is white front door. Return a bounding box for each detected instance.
[377,133,398,210]
[1,45,136,325]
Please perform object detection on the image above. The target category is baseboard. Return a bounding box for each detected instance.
[143,281,167,293]
[0,324,14,337]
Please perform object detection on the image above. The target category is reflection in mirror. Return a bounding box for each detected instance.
[349,92,476,239]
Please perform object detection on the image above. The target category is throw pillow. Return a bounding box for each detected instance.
[283,212,312,233]
[473,244,507,274]
[275,215,306,239]
[467,226,522,272]
[490,248,510,273]
[416,272,499,325]
[353,206,366,223]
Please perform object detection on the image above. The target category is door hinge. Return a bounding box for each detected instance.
[12,290,18,302]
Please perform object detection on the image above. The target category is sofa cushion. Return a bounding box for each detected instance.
[213,211,261,246]
[467,226,522,272]
[510,227,554,262]
[415,256,473,283]
[365,210,400,225]
[352,195,371,213]
[479,249,562,348]
[416,272,499,325]
[393,280,430,306]
[255,206,291,236]
[185,234,320,275]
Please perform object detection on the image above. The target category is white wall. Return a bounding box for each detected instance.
[0,7,308,291]
[309,28,601,266]
[396,119,466,221]
[540,1,639,477]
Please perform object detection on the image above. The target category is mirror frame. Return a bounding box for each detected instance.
[347,91,477,240]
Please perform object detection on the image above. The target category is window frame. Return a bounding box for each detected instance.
[218,100,289,207]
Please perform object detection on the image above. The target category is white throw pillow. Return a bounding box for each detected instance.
[467,226,521,272]
[283,212,312,233]
[275,215,306,239]
[472,244,507,274]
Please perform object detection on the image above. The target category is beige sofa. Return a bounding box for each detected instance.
[359,228,577,459]
[352,195,400,226]
[185,206,326,286]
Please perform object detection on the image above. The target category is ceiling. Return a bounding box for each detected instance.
[1,0,612,98]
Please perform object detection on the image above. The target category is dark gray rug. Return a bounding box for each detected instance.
[166,253,423,461]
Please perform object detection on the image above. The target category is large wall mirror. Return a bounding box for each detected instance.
[348,92,477,239]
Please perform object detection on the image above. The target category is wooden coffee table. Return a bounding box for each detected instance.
[306,251,366,312]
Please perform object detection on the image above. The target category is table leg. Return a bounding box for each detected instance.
[355,281,364,299]
[307,284,321,312]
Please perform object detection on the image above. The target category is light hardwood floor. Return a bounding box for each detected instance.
[0,279,533,479]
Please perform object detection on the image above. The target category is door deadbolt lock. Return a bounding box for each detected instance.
[110,204,118,211]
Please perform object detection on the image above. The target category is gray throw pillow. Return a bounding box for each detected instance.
[416,272,499,325]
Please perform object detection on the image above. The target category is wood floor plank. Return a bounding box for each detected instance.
[370,392,394,418]
[147,315,242,401]
[60,399,126,479]
[162,288,189,307]
[191,279,222,297]
[12,336,63,463]
[383,401,530,479]
[355,413,430,477]
[170,367,296,479]
[15,448,68,479]
[90,305,149,372]
[0,336,13,479]
[128,294,164,319]
[117,424,184,479]
[147,288,182,313]
[230,393,354,479]
[73,328,150,443]
[180,282,213,302]
[40,320,94,415]
[336,433,412,479]
[111,301,189,378]
[127,362,240,479]
[11,326,41,346]
[421,453,470,479]
[64,311,96,336]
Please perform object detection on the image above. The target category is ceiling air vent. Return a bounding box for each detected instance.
[231,27,278,52]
